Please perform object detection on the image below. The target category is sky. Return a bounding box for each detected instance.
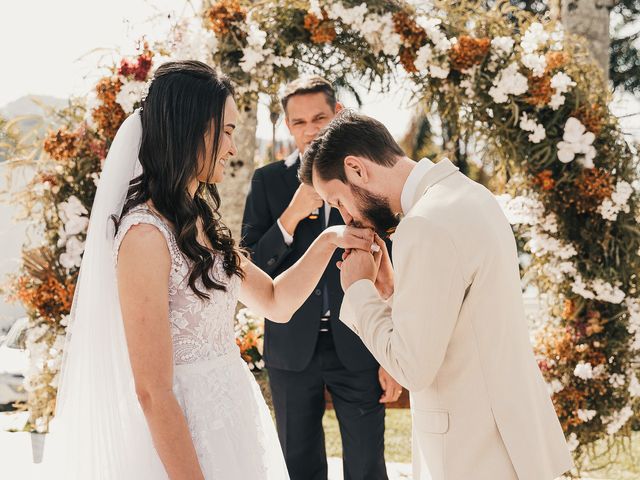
[1,0,413,141]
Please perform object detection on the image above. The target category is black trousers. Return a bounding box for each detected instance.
[268,332,388,480]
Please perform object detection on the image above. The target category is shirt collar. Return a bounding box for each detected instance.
[400,158,435,215]
[284,149,300,168]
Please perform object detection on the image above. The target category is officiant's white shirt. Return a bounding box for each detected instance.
[340,158,573,480]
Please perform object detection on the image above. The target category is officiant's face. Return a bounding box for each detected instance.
[285,92,341,154]
[198,96,239,184]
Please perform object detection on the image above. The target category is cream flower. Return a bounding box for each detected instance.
[597,181,633,221]
[603,406,634,435]
[557,117,596,168]
[566,433,579,452]
[574,361,594,380]
[519,112,546,143]
[429,64,450,79]
[577,409,596,422]
[488,62,528,103]
[521,22,549,54]
[521,53,546,77]
[116,80,147,113]
[491,36,515,55]
[549,72,576,110]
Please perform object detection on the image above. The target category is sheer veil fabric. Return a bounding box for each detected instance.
[42,110,169,479]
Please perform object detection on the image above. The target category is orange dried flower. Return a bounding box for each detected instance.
[43,128,80,161]
[573,168,613,213]
[399,49,418,73]
[37,173,59,188]
[14,273,76,323]
[206,0,247,36]
[449,36,490,71]
[95,76,122,104]
[534,169,556,191]
[557,168,612,214]
[393,11,428,49]
[571,103,605,136]
[92,103,127,141]
[554,386,589,430]
[92,76,126,140]
[585,311,604,336]
[304,11,336,44]
[525,72,552,106]
[546,51,567,71]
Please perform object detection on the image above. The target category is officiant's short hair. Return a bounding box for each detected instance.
[281,76,337,114]
[299,110,405,185]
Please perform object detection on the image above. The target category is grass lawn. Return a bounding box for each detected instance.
[322,408,412,463]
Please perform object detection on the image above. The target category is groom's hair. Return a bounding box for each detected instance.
[299,110,405,185]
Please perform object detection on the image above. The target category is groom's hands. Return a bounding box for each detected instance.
[337,249,377,292]
[372,234,394,300]
[338,234,394,298]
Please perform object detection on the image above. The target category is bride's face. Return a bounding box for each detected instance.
[198,96,239,184]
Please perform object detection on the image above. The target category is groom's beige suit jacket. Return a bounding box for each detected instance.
[340,159,574,480]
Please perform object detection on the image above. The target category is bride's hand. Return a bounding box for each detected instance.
[323,225,375,252]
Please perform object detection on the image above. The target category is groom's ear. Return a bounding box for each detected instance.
[344,156,369,184]
[334,102,344,114]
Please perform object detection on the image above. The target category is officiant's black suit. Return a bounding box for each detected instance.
[241,153,388,480]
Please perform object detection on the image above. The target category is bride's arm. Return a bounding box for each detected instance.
[117,224,204,480]
[238,225,374,323]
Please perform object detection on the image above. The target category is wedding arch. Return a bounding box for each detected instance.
[4,0,638,468]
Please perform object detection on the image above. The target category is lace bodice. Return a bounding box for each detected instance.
[113,204,241,365]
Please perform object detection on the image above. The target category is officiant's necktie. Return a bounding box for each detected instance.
[319,204,331,334]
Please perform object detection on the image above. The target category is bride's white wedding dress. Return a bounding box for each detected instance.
[112,203,289,479]
[42,111,287,479]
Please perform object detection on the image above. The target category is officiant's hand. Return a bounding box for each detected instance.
[279,184,324,236]
[379,367,403,403]
[337,249,376,292]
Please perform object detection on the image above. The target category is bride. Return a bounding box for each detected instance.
[43,60,375,479]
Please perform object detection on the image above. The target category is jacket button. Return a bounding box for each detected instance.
[267,258,276,266]
[314,289,322,296]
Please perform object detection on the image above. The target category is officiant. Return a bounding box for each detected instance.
[241,76,400,480]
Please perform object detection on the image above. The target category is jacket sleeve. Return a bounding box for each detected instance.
[339,216,468,391]
[240,167,294,275]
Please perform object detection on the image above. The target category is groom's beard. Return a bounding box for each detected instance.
[349,183,400,238]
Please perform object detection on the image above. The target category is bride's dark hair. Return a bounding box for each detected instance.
[117,60,244,299]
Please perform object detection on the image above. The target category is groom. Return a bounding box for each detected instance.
[300,110,574,480]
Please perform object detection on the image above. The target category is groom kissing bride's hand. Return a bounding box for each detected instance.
[338,233,394,301]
